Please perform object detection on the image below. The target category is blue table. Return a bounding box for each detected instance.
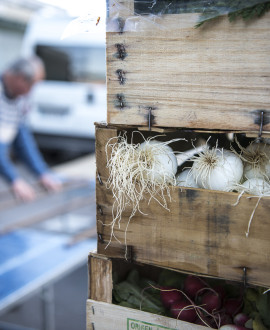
[0,228,96,329]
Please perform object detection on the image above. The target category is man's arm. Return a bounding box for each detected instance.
[13,123,48,176]
[13,124,62,192]
[0,141,36,201]
[0,142,19,182]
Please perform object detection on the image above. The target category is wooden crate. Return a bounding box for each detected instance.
[87,253,209,330]
[106,0,270,133]
[95,123,270,288]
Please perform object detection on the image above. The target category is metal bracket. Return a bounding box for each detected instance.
[258,111,264,140]
[98,233,104,244]
[97,205,103,216]
[126,245,134,263]
[243,267,247,289]
[97,173,103,186]
[115,43,127,60]
[116,69,126,85]
[116,94,126,110]
[148,107,152,131]
[117,17,125,33]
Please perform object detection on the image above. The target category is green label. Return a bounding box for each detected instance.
[127,318,176,330]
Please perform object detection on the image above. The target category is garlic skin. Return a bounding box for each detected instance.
[242,178,270,196]
[192,148,243,191]
[139,140,178,184]
[176,169,199,188]
[243,143,270,180]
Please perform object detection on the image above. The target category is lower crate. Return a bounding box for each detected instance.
[87,253,209,330]
[87,300,207,330]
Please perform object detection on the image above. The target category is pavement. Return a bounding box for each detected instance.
[0,155,97,330]
[0,263,89,330]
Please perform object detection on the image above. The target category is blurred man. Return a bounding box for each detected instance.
[0,56,62,201]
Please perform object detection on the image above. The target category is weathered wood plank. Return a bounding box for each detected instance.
[106,12,270,132]
[87,300,207,330]
[88,253,112,302]
[95,125,118,181]
[96,180,270,288]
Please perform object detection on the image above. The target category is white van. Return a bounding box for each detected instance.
[21,9,106,153]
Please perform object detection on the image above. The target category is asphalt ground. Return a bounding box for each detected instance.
[0,154,97,330]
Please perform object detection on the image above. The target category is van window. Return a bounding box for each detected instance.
[35,44,106,83]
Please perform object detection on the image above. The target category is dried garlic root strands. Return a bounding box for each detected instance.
[105,133,182,247]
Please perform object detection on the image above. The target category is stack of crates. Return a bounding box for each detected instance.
[87,1,270,329]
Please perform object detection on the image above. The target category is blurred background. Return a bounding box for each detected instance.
[0,0,106,329]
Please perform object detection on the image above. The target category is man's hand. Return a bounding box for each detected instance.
[40,173,63,192]
[12,178,36,202]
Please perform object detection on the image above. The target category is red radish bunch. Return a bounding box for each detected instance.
[158,274,250,329]
[224,298,243,317]
[170,299,197,323]
[160,286,185,309]
[183,275,207,299]
[201,291,222,313]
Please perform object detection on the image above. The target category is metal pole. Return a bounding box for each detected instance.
[41,285,55,330]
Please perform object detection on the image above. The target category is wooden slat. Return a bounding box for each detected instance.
[106,12,270,132]
[95,125,118,180]
[87,300,207,330]
[96,180,270,288]
[95,125,270,288]
[88,253,113,302]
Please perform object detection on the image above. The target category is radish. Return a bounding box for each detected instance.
[160,287,185,309]
[183,275,207,299]
[201,291,222,313]
[233,313,252,327]
[170,299,197,323]
[224,298,243,317]
[213,285,226,302]
[219,313,233,326]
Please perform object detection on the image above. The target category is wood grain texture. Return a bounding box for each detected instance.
[106,12,270,132]
[88,253,113,302]
[95,125,270,288]
[87,300,208,330]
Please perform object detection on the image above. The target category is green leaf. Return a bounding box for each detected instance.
[246,288,260,302]
[253,313,268,330]
[158,269,185,289]
[256,291,270,327]
[126,269,140,285]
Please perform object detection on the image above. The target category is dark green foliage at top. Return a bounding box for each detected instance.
[134,0,270,27]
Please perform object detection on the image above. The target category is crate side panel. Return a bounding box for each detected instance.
[107,13,270,131]
[89,253,113,302]
[97,178,270,287]
[87,300,208,330]
[95,126,118,180]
